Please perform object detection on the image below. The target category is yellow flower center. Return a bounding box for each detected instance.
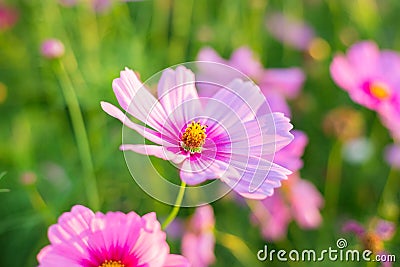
[180,121,207,154]
[369,82,390,100]
[98,260,125,267]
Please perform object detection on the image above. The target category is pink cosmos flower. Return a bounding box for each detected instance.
[37,205,189,267]
[197,46,305,117]
[265,12,315,51]
[182,205,215,267]
[384,143,400,169]
[101,66,294,199]
[330,41,400,112]
[251,173,323,241]
[40,39,65,59]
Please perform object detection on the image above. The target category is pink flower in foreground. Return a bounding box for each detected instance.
[182,205,215,267]
[251,173,323,241]
[265,12,315,51]
[384,143,400,169]
[330,41,400,112]
[197,46,305,117]
[102,66,294,199]
[37,205,189,267]
[40,39,65,59]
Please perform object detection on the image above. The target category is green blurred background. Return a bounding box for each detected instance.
[0,0,399,266]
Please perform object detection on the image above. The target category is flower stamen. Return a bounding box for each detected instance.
[180,121,207,154]
[99,260,125,267]
[369,82,391,100]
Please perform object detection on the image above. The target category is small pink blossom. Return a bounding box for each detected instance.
[251,173,323,241]
[330,41,400,112]
[379,103,400,142]
[384,144,400,169]
[37,205,189,267]
[40,39,65,59]
[265,12,315,51]
[274,130,308,172]
[251,191,291,240]
[182,205,215,267]
[0,4,19,30]
[342,218,396,267]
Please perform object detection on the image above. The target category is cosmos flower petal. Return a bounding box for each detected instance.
[120,144,186,163]
[347,41,380,79]
[330,55,359,91]
[101,101,176,146]
[180,158,226,185]
[250,192,292,241]
[197,47,225,64]
[220,159,290,199]
[163,254,191,267]
[112,68,168,132]
[157,66,202,126]
[261,68,305,99]
[206,79,266,122]
[290,178,324,228]
[133,212,169,266]
[47,205,94,244]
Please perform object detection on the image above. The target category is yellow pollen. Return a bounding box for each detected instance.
[98,260,125,267]
[181,121,207,154]
[370,82,390,100]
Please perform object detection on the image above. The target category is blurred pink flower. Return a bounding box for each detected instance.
[288,175,323,228]
[384,144,400,169]
[59,0,116,12]
[102,66,294,199]
[379,103,400,142]
[197,46,305,117]
[265,12,315,51]
[59,0,78,7]
[330,41,400,112]
[92,0,112,13]
[182,205,215,267]
[251,173,323,241]
[343,218,396,266]
[274,130,308,172]
[251,191,291,240]
[40,39,65,59]
[0,4,19,30]
[37,205,189,267]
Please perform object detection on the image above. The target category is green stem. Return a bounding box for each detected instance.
[162,181,186,229]
[55,60,100,210]
[378,168,399,221]
[324,140,343,220]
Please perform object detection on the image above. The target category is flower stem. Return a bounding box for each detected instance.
[55,60,100,210]
[378,168,399,221]
[324,140,343,220]
[162,181,186,229]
